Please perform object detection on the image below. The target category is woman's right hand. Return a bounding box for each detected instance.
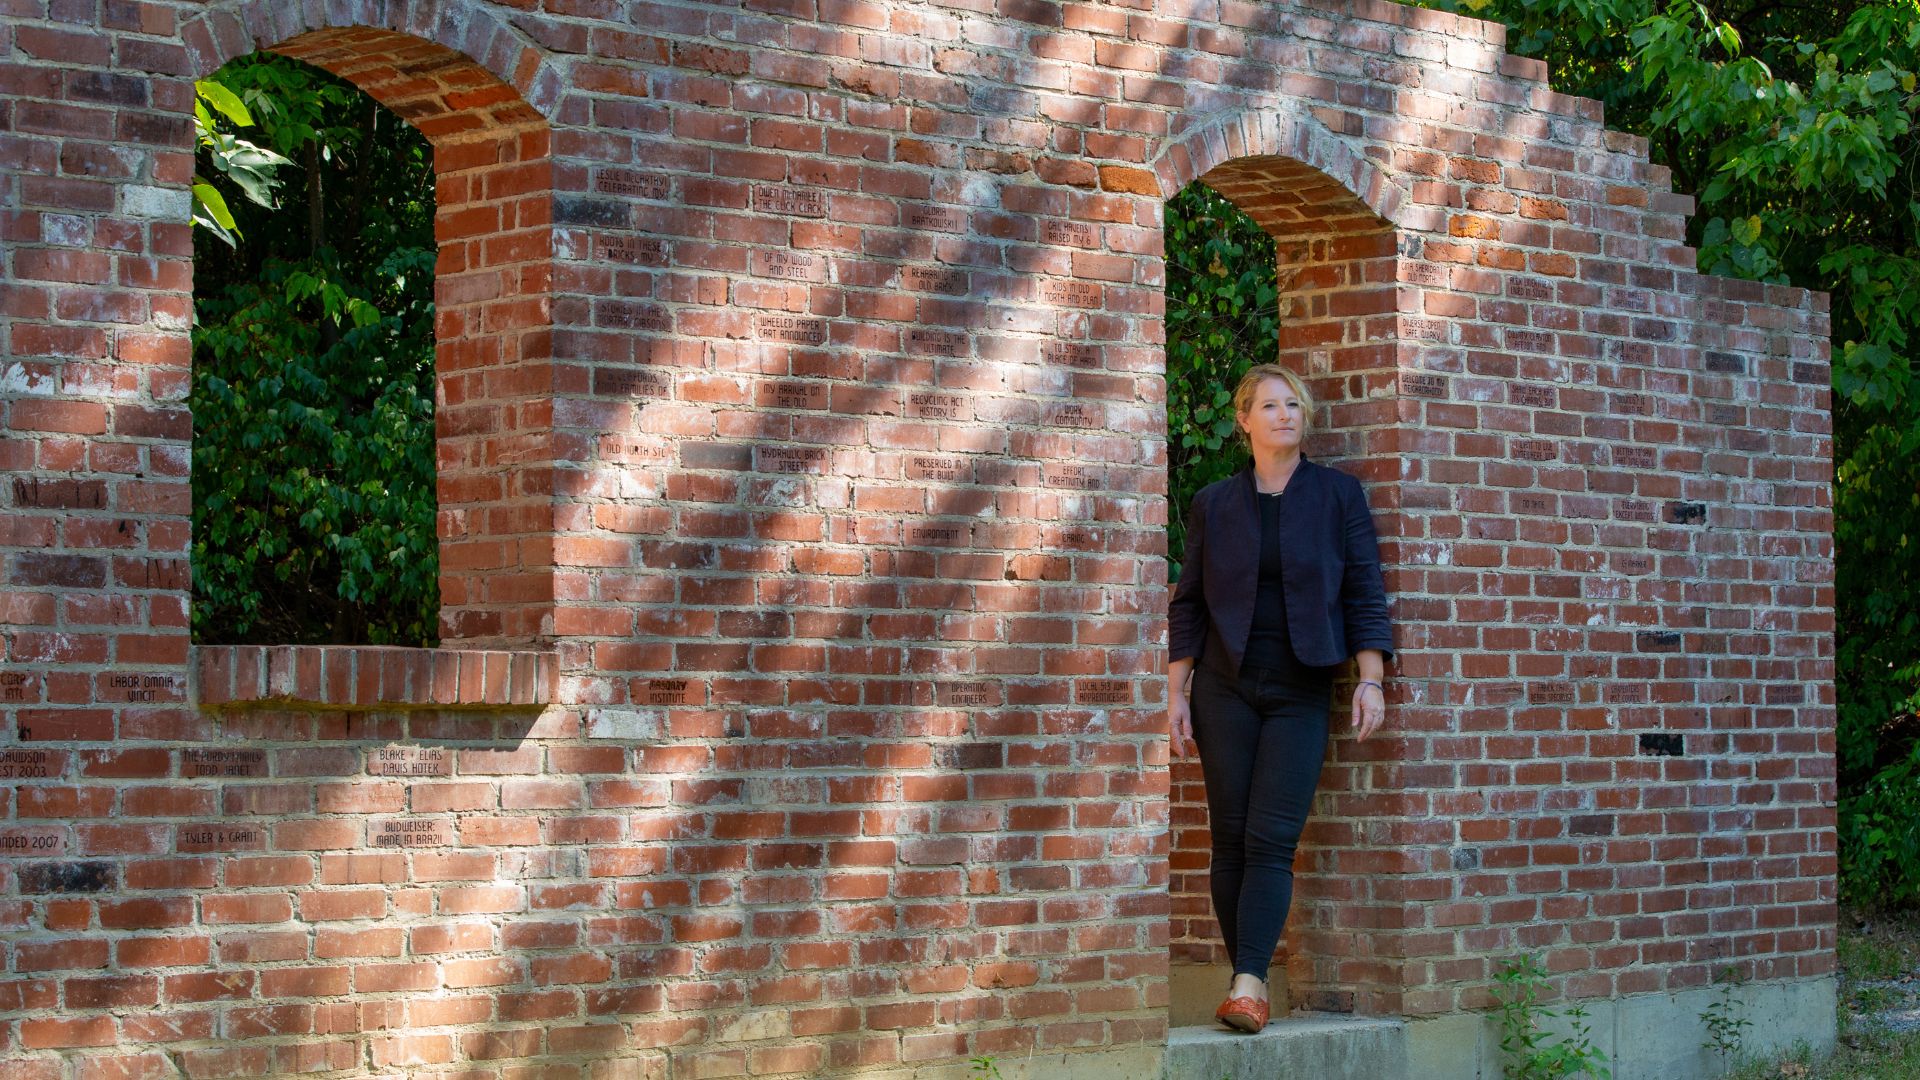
[1168,687,1198,758]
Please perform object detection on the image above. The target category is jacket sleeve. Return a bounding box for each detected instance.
[1337,477,1394,662]
[1168,491,1208,664]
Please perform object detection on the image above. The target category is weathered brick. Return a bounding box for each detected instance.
[0,1,1836,1076]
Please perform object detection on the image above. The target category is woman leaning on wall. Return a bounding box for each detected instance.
[1166,362,1395,1032]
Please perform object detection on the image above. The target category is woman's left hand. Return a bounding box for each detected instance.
[1351,681,1386,741]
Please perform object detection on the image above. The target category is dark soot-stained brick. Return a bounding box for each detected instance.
[1636,630,1684,652]
[553,195,632,227]
[1638,733,1686,757]
[18,861,115,894]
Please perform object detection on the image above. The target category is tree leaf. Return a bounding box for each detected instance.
[196,78,254,128]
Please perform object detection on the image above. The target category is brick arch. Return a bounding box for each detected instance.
[1194,152,1403,423]
[1154,108,1412,230]
[187,22,562,645]
[181,0,563,111]
[1155,110,1410,465]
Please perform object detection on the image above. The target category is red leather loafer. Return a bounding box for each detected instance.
[1215,994,1269,1032]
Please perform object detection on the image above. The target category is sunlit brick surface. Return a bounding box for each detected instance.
[0,0,1833,1074]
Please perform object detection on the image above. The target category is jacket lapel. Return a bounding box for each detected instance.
[1209,466,1259,655]
[1278,457,1319,593]
[1225,464,1258,580]
[1224,457,1321,570]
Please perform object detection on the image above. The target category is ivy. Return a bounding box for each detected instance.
[1165,182,1278,577]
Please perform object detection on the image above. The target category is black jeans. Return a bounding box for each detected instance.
[1189,662,1333,980]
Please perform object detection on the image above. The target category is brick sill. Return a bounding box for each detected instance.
[196,645,555,710]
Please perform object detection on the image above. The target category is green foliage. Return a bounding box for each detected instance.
[191,77,292,246]
[1491,954,1613,1080]
[1700,966,1754,1066]
[1403,0,1920,907]
[1841,739,1920,907]
[965,1056,1004,1080]
[1164,182,1277,575]
[191,53,440,646]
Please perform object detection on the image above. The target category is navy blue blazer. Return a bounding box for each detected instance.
[1169,457,1394,677]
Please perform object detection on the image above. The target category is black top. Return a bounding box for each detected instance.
[1169,458,1394,680]
[1241,489,1337,684]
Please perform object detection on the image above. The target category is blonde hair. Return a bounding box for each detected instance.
[1231,363,1314,445]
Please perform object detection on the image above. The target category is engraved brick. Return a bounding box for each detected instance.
[758,380,828,410]
[11,477,108,509]
[1526,682,1574,704]
[598,302,670,332]
[1044,403,1099,428]
[751,184,826,217]
[903,266,967,294]
[182,749,268,779]
[905,454,969,483]
[1038,280,1100,307]
[369,818,452,849]
[906,206,965,232]
[1611,446,1655,469]
[0,827,68,857]
[595,367,673,398]
[596,238,669,266]
[755,315,827,345]
[1399,373,1448,398]
[905,329,968,357]
[643,678,691,705]
[904,390,966,420]
[177,824,267,853]
[756,446,828,474]
[1041,463,1101,490]
[1041,343,1099,368]
[1043,221,1096,247]
[369,747,452,778]
[594,171,670,199]
[940,682,998,707]
[755,250,824,282]
[1077,679,1131,705]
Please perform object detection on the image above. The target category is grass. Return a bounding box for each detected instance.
[1721,903,1920,1080]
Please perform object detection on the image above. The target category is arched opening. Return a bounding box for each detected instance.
[190,51,441,646]
[192,25,557,650]
[1164,152,1405,1022]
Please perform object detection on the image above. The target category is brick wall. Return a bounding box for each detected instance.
[0,0,1833,1076]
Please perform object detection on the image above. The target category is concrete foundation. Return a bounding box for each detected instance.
[876,1044,1168,1079]
[1404,975,1838,1080]
[1168,1012,1407,1080]
[1159,976,1837,1080]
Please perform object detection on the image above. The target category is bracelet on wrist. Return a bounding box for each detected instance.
[1357,680,1383,692]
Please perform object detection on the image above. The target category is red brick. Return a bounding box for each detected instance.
[21,1017,116,1049]
[0,8,1839,1077]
